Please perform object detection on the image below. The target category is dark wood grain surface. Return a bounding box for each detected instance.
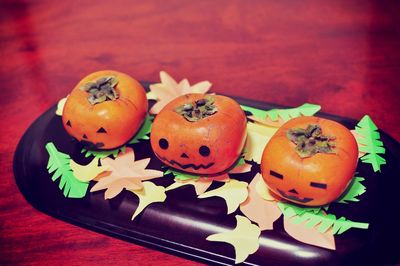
[1,0,399,265]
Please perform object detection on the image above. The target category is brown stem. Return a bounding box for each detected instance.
[175,96,218,122]
[287,124,336,158]
[80,76,119,105]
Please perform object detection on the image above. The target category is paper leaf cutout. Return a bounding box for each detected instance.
[82,146,126,159]
[354,115,386,172]
[284,215,336,250]
[165,168,200,181]
[45,142,89,198]
[129,115,153,144]
[90,148,163,199]
[242,103,321,127]
[240,173,282,230]
[70,158,109,182]
[55,96,68,116]
[207,215,260,264]
[149,71,212,114]
[336,176,366,204]
[130,181,166,220]
[278,202,369,234]
[166,175,230,195]
[255,176,281,201]
[244,122,277,163]
[198,179,248,214]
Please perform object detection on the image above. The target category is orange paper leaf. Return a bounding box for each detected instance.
[283,215,336,250]
[240,173,282,230]
[149,71,212,114]
[351,130,367,158]
[90,148,163,199]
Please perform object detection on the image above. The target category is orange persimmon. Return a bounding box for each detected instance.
[261,116,358,206]
[150,94,247,175]
[62,70,147,149]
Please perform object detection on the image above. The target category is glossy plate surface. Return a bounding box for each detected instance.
[13,95,400,265]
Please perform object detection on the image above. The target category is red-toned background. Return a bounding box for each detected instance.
[1,0,399,265]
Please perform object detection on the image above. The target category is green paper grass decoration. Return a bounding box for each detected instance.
[336,176,366,204]
[165,169,200,181]
[354,115,386,172]
[241,103,321,122]
[129,115,153,144]
[81,115,153,159]
[45,142,89,198]
[278,202,369,235]
[82,146,126,159]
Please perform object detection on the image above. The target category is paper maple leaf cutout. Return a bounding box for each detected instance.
[207,215,261,264]
[90,147,163,199]
[165,158,252,195]
[240,173,282,230]
[148,71,212,114]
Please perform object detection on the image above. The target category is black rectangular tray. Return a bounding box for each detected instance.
[13,90,400,265]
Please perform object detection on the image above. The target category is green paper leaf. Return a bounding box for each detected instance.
[354,115,386,172]
[81,146,126,159]
[278,202,369,235]
[165,169,200,181]
[129,115,153,144]
[336,176,366,203]
[45,142,89,198]
[241,103,321,122]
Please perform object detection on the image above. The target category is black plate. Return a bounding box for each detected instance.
[13,92,400,265]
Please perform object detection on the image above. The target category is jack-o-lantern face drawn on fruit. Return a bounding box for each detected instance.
[261,116,358,206]
[150,94,247,175]
[62,70,148,150]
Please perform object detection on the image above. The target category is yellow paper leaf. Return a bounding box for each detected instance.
[130,182,167,220]
[240,173,282,230]
[166,173,230,195]
[244,122,277,163]
[207,215,261,264]
[70,158,108,182]
[255,175,281,201]
[56,96,68,116]
[166,179,212,195]
[198,179,248,214]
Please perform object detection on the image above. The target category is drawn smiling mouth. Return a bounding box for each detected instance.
[277,189,313,204]
[157,155,214,170]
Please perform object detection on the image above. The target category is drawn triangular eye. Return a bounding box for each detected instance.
[82,134,88,139]
[66,120,72,127]
[97,127,107,133]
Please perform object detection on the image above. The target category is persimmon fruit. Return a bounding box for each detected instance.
[150,93,247,175]
[261,116,358,206]
[62,70,148,149]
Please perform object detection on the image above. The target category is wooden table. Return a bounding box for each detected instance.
[1,1,399,265]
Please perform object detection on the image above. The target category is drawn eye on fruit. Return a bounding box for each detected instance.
[62,70,148,150]
[261,116,358,206]
[150,94,247,175]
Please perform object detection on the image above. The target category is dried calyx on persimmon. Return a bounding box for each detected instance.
[287,124,336,158]
[80,76,119,105]
[175,96,218,122]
